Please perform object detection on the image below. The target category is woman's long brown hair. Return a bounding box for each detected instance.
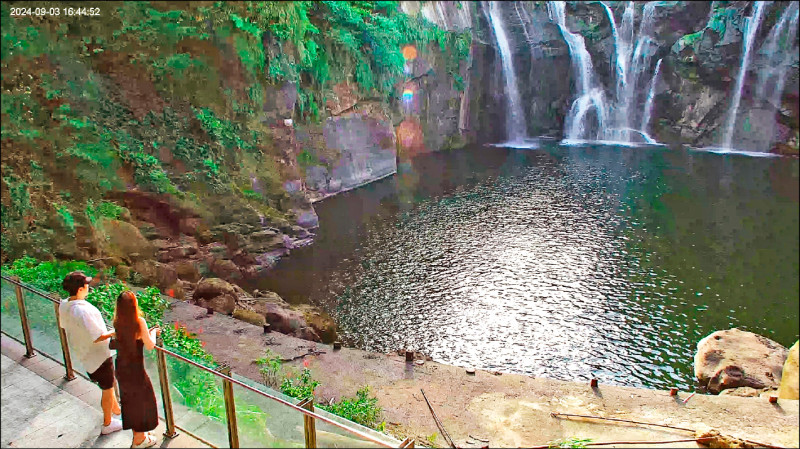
[113,290,143,351]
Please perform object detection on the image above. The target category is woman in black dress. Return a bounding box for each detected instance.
[98,291,161,448]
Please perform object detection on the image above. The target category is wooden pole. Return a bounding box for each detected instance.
[420,389,456,449]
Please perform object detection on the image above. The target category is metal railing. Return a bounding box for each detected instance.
[1,274,414,449]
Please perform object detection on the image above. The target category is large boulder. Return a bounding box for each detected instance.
[131,260,177,291]
[295,304,338,344]
[101,219,154,261]
[196,293,236,315]
[695,329,788,394]
[193,278,244,301]
[232,308,267,327]
[192,278,244,315]
[261,302,321,342]
[778,341,799,400]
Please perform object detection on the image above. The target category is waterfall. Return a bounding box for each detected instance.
[755,2,799,111]
[485,1,527,143]
[721,2,769,150]
[640,58,663,136]
[601,1,660,143]
[548,1,606,141]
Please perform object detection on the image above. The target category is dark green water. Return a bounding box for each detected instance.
[256,143,799,390]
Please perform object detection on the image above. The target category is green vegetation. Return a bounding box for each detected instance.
[426,432,438,445]
[323,386,384,429]
[255,348,283,388]
[1,1,469,262]
[280,366,320,400]
[547,437,593,448]
[254,348,386,430]
[575,17,602,42]
[674,5,736,53]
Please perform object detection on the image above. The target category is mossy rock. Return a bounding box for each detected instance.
[233,308,267,327]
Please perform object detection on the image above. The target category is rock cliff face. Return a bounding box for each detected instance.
[3,1,798,292]
[461,1,799,153]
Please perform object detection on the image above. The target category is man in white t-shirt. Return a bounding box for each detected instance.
[59,271,123,435]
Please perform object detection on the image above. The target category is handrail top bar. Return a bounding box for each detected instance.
[156,345,395,448]
[1,273,397,448]
[2,274,60,303]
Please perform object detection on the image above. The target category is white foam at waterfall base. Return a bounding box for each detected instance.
[689,146,782,158]
[488,139,541,149]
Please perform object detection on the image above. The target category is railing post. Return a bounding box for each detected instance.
[50,294,76,380]
[155,336,179,439]
[12,277,35,358]
[399,437,415,448]
[298,397,317,448]
[219,364,239,448]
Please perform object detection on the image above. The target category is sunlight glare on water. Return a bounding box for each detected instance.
[256,143,800,390]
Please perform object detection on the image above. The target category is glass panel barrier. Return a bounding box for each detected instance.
[0,279,24,342]
[143,349,166,419]
[0,277,402,449]
[313,405,395,448]
[230,373,305,448]
[163,354,229,448]
[23,290,64,364]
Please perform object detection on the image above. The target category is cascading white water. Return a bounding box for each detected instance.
[640,58,663,136]
[755,2,799,111]
[548,1,606,141]
[485,1,527,143]
[721,2,769,150]
[601,1,660,143]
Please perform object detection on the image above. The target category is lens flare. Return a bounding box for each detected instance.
[402,89,414,102]
[402,45,417,61]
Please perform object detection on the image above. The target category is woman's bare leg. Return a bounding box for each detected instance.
[132,431,146,446]
[100,388,115,426]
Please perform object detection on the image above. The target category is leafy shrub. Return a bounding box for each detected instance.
[1,256,99,296]
[86,200,125,224]
[242,189,263,201]
[281,367,319,401]
[255,349,283,389]
[296,149,318,167]
[321,386,383,429]
[99,201,125,220]
[547,437,593,449]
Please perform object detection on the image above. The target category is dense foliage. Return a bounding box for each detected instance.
[1,1,470,262]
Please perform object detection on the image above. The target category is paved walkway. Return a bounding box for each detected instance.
[1,335,208,448]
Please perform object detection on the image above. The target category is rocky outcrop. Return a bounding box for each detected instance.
[190,278,334,343]
[779,341,799,400]
[694,328,788,394]
[192,277,244,315]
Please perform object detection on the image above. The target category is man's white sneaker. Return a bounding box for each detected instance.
[101,418,123,435]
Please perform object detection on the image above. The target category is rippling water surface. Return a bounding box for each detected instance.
[255,144,799,390]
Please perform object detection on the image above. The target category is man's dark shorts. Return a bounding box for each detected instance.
[87,357,115,390]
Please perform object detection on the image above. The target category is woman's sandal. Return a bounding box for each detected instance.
[130,433,157,448]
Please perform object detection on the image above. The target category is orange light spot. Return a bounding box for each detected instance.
[402,45,417,61]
